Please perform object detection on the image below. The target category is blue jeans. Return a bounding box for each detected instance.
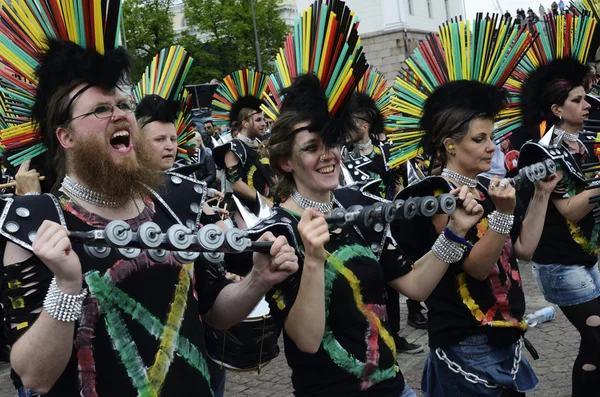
[17,388,40,397]
[422,335,538,397]
[400,379,418,397]
[532,262,600,306]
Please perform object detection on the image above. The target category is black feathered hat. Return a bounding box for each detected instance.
[351,93,385,138]
[135,95,180,128]
[419,81,508,159]
[230,96,264,127]
[278,74,355,146]
[36,39,131,145]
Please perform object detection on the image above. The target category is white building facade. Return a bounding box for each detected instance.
[294,0,466,83]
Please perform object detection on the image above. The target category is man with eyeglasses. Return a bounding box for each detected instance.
[0,20,298,397]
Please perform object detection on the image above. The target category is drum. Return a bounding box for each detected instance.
[206,297,280,372]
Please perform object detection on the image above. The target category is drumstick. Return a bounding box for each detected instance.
[221,203,228,220]
[206,188,226,205]
[0,176,45,189]
[217,188,225,207]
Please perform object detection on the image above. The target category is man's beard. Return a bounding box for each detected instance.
[70,132,163,203]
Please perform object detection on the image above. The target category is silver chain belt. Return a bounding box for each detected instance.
[434,338,523,388]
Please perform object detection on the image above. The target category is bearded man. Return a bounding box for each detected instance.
[0,5,298,396]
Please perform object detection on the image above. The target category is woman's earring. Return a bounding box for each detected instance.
[448,144,454,150]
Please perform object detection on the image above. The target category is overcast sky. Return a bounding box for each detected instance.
[464,0,554,18]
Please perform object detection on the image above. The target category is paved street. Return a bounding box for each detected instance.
[0,261,579,396]
[224,261,577,397]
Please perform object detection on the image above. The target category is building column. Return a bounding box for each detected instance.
[381,0,406,30]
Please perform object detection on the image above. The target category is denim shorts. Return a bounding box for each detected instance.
[421,335,538,397]
[532,262,600,306]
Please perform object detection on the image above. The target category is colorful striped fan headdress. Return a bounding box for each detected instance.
[516,13,596,130]
[211,69,270,128]
[351,67,399,138]
[570,0,600,21]
[388,13,537,168]
[262,0,368,146]
[0,0,128,175]
[133,46,196,162]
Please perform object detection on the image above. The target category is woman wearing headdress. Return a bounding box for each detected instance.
[232,1,489,395]
[390,15,560,396]
[251,70,486,397]
[519,44,600,397]
[513,11,600,395]
[413,80,557,397]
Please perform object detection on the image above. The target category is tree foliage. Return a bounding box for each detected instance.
[123,0,177,81]
[182,0,289,84]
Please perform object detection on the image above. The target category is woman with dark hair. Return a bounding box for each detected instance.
[393,79,558,397]
[519,57,600,396]
[234,1,488,394]
[386,14,560,394]
[248,74,484,397]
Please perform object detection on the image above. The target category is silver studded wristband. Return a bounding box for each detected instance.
[487,211,514,235]
[431,233,465,264]
[43,277,87,322]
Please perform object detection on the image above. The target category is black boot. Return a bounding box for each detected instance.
[407,299,427,329]
[393,334,424,354]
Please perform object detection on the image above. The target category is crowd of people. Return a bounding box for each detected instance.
[504,1,570,27]
[0,1,598,397]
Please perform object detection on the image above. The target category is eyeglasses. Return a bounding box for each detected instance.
[63,100,136,126]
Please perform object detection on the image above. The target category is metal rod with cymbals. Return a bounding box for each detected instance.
[67,194,461,260]
[512,160,556,189]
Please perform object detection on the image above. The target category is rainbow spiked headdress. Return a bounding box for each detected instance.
[570,0,600,21]
[388,13,537,168]
[133,45,196,162]
[352,67,399,138]
[0,0,128,174]
[211,69,270,128]
[515,13,596,130]
[262,0,368,146]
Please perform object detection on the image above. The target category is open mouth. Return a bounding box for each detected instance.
[110,130,131,152]
[317,165,335,174]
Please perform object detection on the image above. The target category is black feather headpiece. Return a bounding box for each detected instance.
[135,95,180,127]
[35,39,131,133]
[419,81,508,157]
[230,96,264,127]
[351,92,385,138]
